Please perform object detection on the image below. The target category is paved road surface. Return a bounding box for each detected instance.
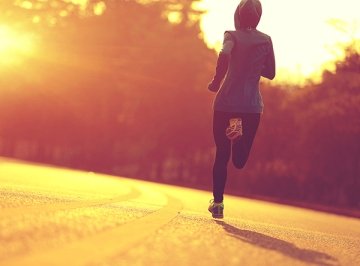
[0,158,359,266]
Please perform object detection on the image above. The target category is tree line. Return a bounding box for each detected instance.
[0,0,359,209]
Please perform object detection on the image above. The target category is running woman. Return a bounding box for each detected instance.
[208,0,275,218]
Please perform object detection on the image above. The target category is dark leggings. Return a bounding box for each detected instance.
[212,111,260,202]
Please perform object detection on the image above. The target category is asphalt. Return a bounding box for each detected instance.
[0,158,359,266]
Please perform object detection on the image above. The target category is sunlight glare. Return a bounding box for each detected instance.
[0,25,36,66]
[94,2,106,16]
[167,12,182,24]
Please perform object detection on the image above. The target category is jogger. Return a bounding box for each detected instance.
[207,0,275,218]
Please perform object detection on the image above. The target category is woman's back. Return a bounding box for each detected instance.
[214,29,274,113]
[212,0,275,113]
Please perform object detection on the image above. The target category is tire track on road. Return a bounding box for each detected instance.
[3,193,183,266]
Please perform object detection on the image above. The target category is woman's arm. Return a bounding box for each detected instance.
[261,37,276,80]
[208,33,234,92]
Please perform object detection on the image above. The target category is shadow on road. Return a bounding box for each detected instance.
[215,220,338,266]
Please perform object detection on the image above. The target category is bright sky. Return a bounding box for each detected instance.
[197,0,360,84]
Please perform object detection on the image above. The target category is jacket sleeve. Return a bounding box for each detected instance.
[208,33,233,92]
[261,37,276,80]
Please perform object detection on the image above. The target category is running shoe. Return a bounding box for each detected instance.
[208,199,224,219]
[226,118,242,141]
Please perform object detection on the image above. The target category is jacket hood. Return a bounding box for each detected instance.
[234,0,262,30]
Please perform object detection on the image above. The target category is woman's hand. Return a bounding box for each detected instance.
[208,80,220,92]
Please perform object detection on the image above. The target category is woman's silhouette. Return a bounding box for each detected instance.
[208,0,276,218]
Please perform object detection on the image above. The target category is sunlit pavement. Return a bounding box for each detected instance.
[0,158,359,266]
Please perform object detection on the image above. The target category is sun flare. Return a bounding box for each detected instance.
[0,25,36,66]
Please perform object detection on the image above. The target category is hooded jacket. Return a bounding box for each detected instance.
[212,0,275,113]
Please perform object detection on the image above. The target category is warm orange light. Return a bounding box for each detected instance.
[167,12,182,24]
[0,25,36,66]
[94,1,106,16]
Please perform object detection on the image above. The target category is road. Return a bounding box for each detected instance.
[0,158,359,266]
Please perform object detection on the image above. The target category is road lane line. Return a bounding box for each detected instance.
[0,187,141,219]
[2,194,183,266]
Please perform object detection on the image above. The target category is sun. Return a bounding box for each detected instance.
[0,25,36,66]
